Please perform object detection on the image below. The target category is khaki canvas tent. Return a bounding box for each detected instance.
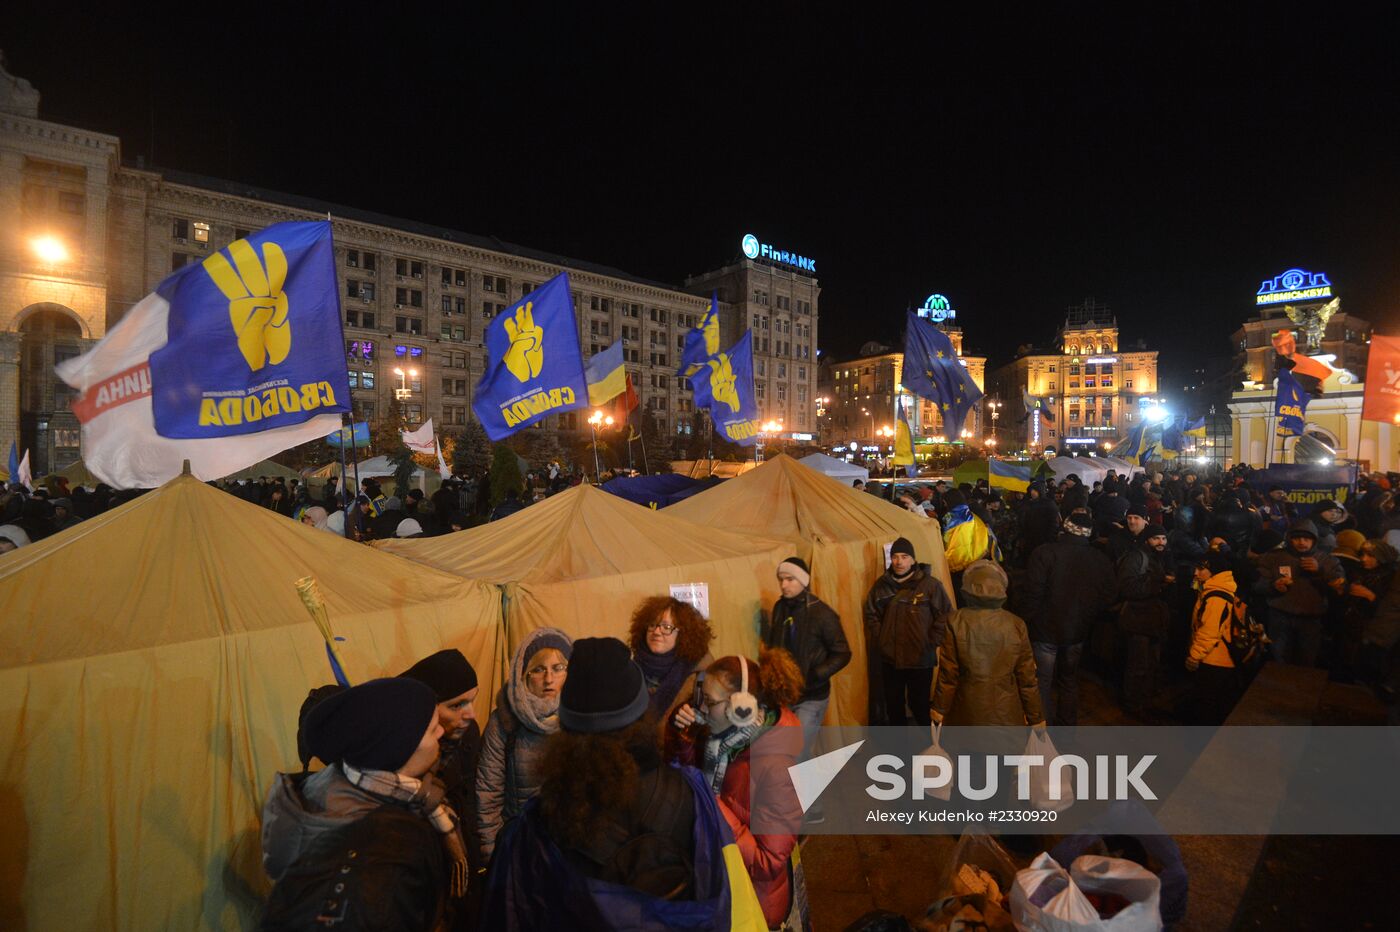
[668,454,953,726]
[377,483,791,663]
[0,476,501,930]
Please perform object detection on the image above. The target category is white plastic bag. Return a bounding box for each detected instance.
[1010,853,1162,932]
[919,723,955,800]
[1024,729,1074,814]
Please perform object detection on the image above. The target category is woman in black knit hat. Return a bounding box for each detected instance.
[260,677,470,931]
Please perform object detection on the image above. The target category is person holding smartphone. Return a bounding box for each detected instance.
[1253,520,1345,667]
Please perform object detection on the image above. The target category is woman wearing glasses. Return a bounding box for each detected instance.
[627,596,716,724]
[475,627,572,860]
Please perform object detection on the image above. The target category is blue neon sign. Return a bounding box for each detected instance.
[1257,268,1333,306]
[918,293,957,322]
[740,233,815,273]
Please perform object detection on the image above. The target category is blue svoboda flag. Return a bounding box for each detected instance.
[473,272,589,440]
[677,292,721,377]
[1275,368,1310,437]
[901,311,983,435]
[56,220,350,487]
[690,330,760,445]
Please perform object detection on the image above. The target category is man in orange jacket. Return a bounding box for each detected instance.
[1187,551,1241,724]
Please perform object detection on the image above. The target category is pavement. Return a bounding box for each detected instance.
[799,671,1396,931]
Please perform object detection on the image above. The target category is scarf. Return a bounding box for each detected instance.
[702,707,777,794]
[343,764,469,897]
[633,644,694,714]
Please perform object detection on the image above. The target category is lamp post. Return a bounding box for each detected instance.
[393,367,417,401]
[986,398,1002,445]
[587,409,613,479]
[757,419,784,463]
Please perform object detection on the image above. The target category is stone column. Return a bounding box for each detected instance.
[0,332,19,452]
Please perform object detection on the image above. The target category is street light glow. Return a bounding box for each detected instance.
[1144,404,1169,423]
[31,235,69,264]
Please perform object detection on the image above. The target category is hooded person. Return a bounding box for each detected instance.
[480,637,768,931]
[1115,522,1174,717]
[1309,499,1351,554]
[863,537,953,726]
[0,523,31,553]
[259,677,469,931]
[628,595,716,724]
[50,497,81,532]
[298,505,330,531]
[1187,551,1243,724]
[762,556,851,762]
[668,648,806,927]
[932,560,1044,728]
[1253,520,1345,667]
[940,491,996,598]
[475,627,573,860]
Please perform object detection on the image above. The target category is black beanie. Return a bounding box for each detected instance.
[1199,551,1233,575]
[401,648,478,701]
[890,536,915,559]
[558,637,649,734]
[303,677,436,772]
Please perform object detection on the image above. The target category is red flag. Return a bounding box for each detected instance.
[1272,329,1334,382]
[1361,333,1400,424]
[606,374,638,427]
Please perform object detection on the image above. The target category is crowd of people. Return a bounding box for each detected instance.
[6,458,1400,929]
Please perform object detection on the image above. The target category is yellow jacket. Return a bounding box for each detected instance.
[1189,571,1237,668]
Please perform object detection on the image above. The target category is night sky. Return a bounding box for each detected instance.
[6,4,1398,393]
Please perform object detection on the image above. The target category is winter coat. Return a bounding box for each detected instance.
[1017,496,1064,559]
[1207,503,1260,557]
[475,627,570,860]
[672,709,804,927]
[259,765,447,932]
[931,599,1042,726]
[1189,570,1238,668]
[763,591,851,702]
[1022,534,1118,645]
[1253,525,1344,617]
[863,564,953,669]
[1116,545,1173,638]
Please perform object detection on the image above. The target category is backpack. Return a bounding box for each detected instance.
[1198,590,1269,667]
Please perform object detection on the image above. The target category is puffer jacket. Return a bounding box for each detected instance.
[1022,533,1118,645]
[259,765,447,931]
[475,628,570,859]
[863,564,953,669]
[764,591,851,702]
[931,599,1042,726]
[1189,570,1238,668]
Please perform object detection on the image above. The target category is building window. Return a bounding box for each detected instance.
[193,222,210,243]
[396,257,409,276]
[347,249,360,268]
[235,228,251,240]
[410,261,423,279]
[172,218,189,239]
[1125,380,1134,389]
[172,252,188,270]
[395,316,423,335]
[442,295,453,313]
[362,252,376,272]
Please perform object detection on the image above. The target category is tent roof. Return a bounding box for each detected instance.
[309,455,426,480]
[0,475,482,668]
[797,452,869,481]
[668,453,935,545]
[377,482,787,584]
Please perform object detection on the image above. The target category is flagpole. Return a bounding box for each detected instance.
[337,415,350,527]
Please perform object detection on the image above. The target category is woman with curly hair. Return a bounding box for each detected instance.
[669,648,806,928]
[628,595,715,722]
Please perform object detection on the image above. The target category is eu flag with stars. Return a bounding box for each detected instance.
[901,311,983,436]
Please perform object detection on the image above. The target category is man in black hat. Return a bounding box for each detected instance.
[1022,512,1118,725]
[1106,504,1150,563]
[261,677,469,930]
[1115,523,1174,718]
[863,537,953,725]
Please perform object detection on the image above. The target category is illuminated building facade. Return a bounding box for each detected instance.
[986,299,1159,454]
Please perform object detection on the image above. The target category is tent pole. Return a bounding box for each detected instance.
[349,419,363,538]
[337,414,352,538]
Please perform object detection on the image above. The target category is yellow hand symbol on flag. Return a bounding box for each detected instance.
[702,311,720,357]
[502,302,544,382]
[204,239,291,372]
[707,353,741,413]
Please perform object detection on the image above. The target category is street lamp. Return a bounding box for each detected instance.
[757,419,784,463]
[393,367,417,401]
[986,398,1002,444]
[587,409,614,478]
[984,437,997,449]
[30,235,69,264]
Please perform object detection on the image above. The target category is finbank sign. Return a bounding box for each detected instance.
[741,233,816,273]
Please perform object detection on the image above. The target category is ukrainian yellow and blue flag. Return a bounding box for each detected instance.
[480,765,766,930]
[585,338,627,407]
[893,399,915,472]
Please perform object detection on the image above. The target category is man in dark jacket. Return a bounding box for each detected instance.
[1018,480,1063,565]
[1254,520,1345,666]
[1116,524,1174,717]
[1022,512,1118,725]
[1207,491,1261,557]
[1106,505,1149,563]
[863,537,953,726]
[764,556,851,756]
